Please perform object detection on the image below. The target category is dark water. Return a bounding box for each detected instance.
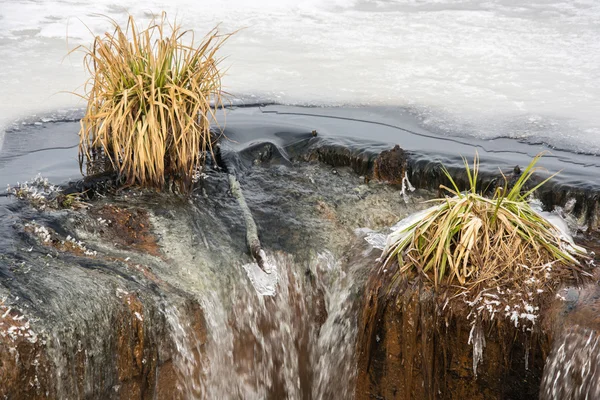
[222,105,600,190]
[2,105,599,190]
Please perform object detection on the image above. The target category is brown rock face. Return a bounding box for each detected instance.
[0,305,55,399]
[112,298,206,400]
[114,293,154,400]
[372,145,407,185]
[92,205,161,257]
[0,297,207,400]
[0,200,210,399]
[355,278,548,400]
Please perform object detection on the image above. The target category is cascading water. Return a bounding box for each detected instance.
[163,303,204,398]
[310,251,361,399]
[2,118,597,398]
[54,151,407,400]
[164,248,367,400]
[540,327,600,400]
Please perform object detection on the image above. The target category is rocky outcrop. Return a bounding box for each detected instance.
[0,294,207,400]
[294,141,600,230]
[355,278,547,400]
[0,151,416,399]
[1,138,599,399]
[0,303,54,399]
[0,198,209,399]
[355,233,600,399]
[372,145,408,185]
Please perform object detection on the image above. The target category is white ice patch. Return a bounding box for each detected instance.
[0,305,38,344]
[530,199,588,258]
[242,255,279,296]
[357,228,387,251]
[2,0,600,155]
[6,174,59,202]
[379,205,440,259]
[361,204,440,254]
[401,172,415,203]
[64,235,97,256]
[468,321,486,377]
[33,225,52,243]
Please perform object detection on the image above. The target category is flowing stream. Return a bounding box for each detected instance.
[164,249,367,399]
[95,160,389,400]
[540,327,600,399]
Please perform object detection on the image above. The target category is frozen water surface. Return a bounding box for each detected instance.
[1,0,599,153]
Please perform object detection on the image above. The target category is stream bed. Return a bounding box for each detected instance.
[0,106,599,399]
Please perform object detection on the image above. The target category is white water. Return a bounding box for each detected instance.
[163,251,362,399]
[540,327,600,399]
[1,0,600,152]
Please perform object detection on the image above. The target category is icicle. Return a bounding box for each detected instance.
[468,320,486,377]
[401,171,415,203]
[524,337,530,370]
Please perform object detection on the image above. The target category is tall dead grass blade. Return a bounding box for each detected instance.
[75,13,233,193]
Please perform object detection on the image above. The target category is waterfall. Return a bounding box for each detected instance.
[164,249,366,399]
[163,303,204,398]
[540,326,600,400]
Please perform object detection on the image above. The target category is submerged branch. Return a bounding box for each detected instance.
[228,173,269,273]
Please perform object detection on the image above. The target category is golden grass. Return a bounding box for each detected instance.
[75,13,232,192]
[381,153,589,296]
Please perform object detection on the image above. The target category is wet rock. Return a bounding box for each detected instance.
[0,304,54,399]
[297,142,374,178]
[91,205,161,257]
[1,139,599,399]
[234,141,291,170]
[0,196,211,399]
[372,145,408,185]
[536,190,600,231]
[356,222,600,400]
[0,157,416,399]
[356,278,548,400]
[290,139,600,230]
[0,293,207,400]
[62,171,120,199]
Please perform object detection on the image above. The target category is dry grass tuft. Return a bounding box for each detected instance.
[381,153,590,304]
[75,13,232,193]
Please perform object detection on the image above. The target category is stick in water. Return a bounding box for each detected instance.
[228,174,269,273]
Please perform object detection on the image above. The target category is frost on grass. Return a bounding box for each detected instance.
[0,299,39,345]
[387,209,590,376]
[6,174,88,210]
[24,221,97,257]
[374,152,599,376]
[6,174,60,210]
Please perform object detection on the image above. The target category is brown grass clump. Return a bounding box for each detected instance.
[380,153,591,321]
[75,13,232,193]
